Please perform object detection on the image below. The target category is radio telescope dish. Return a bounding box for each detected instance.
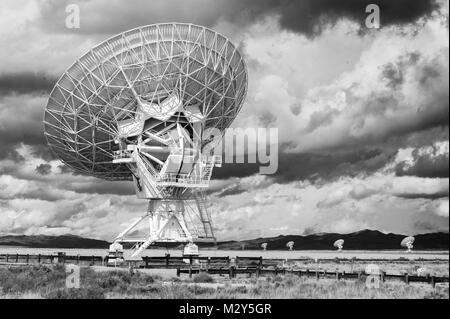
[401,236,415,253]
[286,241,294,251]
[43,23,247,257]
[261,242,268,251]
[333,239,344,251]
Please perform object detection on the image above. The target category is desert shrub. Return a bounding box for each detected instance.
[273,275,284,283]
[82,269,159,295]
[45,287,105,299]
[187,285,216,295]
[227,286,248,294]
[192,273,215,283]
[424,287,449,300]
[0,265,65,294]
[282,275,297,288]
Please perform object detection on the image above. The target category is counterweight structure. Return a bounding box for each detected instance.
[43,23,247,258]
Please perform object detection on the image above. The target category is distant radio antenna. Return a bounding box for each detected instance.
[401,236,415,253]
[286,241,294,251]
[333,239,344,252]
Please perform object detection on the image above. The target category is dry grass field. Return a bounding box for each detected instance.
[285,260,450,277]
[0,264,448,299]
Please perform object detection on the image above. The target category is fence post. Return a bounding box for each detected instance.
[430,276,436,288]
[315,270,319,280]
[336,271,339,281]
[57,252,65,264]
[166,254,170,267]
[6,254,9,263]
[381,271,386,282]
[26,254,29,264]
[404,273,409,285]
[176,268,181,277]
[38,254,41,264]
[256,267,260,278]
[229,266,235,279]
[16,254,19,263]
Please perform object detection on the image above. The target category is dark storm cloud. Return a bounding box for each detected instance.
[395,147,449,178]
[265,0,439,36]
[0,148,25,162]
[35,163,52,175]
[38,0,439,37]
[306,109,339,133]
[213,147,395,183]
[414,216,449,233]
[0,94,48,161]
[67,180,135,196]
[0,72,56,95]
[58,164,74,174]
[396,193,449,200]
[31,145,57,162]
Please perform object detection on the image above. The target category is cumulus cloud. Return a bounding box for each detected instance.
[236,12,449,153]
[0,0,448,240]
[395,141,449,178]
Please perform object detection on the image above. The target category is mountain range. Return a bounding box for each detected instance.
[0,230,448,250]
[215,230,449,250]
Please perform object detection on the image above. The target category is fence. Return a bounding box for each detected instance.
[0,253,105,266]
[0,253,448,287]
[176,266,449,287]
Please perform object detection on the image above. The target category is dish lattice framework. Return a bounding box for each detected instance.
[44,23,247,180]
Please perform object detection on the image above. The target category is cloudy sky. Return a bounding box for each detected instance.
[0,0,448,241]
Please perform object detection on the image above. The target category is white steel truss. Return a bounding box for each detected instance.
[43,23,247,257]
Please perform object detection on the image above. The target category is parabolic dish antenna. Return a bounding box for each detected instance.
[401,236,415,253]
[44,23,247,258]
[333,239,344,251]
[286,241,294,251]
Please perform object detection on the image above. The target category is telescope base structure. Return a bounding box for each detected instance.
[113,198,215,259]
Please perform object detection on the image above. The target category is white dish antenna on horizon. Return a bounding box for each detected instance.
[333,239,344,251]
[286,241,294,251]
[401,236,415,253]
